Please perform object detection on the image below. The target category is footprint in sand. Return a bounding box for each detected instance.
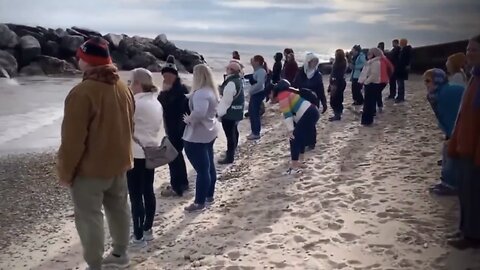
[338,233,359,242]
[328,222,343,231]
[293,235,307,243]
[227,251,241,261]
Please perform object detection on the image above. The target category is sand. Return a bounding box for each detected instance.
[1,75,480,270]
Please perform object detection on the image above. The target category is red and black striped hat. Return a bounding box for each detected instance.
[76,37,112,66]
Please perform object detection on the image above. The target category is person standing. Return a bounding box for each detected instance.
[423,69,465,196]
[328,49,348,121]
[358,48,392,126]
[350,45,367,105]
[395,38,412,103]
[127,68,164,248]
[218,61,245,164]
[270,79,320,175]
[446,52,468,87]
[387,39,401,99]
[283,53,299,84]
[247,55,267,140]
[447,35,480,250]
[232,51,240,60]
[377,42,385,53]
[57,37,133,269]
[183,64,219,212]
[158,55,190,197]
[292,52,327,150]
[272,52,283,84]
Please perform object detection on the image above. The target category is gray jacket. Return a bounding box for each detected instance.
[249,67,267,95]
[182,87,219,143]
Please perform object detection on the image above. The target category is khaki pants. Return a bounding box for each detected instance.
[71,174,130,268]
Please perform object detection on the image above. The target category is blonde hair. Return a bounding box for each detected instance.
[446,52,466,74]
[400,38,408,47]
[192,64,219,100]
[131,68,158,92]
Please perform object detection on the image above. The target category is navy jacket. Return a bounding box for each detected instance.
[292,67,327,108]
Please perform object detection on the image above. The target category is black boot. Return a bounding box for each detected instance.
[218,152,234,165]
[329,114,341,122]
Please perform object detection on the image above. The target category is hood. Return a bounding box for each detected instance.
[83,64,119,85]
[304,52,319,77]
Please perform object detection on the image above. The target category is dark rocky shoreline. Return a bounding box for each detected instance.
[0,24,206,78]
[0,152,71,251]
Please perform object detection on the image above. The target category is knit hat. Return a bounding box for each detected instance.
[428,68,448,89]
[76,37,112,66]
[161,55,178,76]
[272,79,291,97]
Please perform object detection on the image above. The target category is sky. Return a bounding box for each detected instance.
[0,0,479,53]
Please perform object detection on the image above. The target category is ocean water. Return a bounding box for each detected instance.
[0,41,331,155]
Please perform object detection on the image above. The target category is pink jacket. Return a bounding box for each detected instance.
[359,56,394,85]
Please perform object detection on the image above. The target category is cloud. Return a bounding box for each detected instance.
[215,0,328,9]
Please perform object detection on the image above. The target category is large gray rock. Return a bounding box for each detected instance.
[146,61,164,73]
[153,34,176,55]
[60,35,85,57]
[174,49,206,73]
[36,55,78,75]
[0,24,19,49]
[54,28,68,39]
[19,35,41,65]
[0,50,18,77]
[19,62,45,76]
[111,51,129,70]
[42,40,59,57]
[66,28,88,38]
[104,33,124,50]
[124,51,157,70]
[72,27,102,38]
[118,36,163,59]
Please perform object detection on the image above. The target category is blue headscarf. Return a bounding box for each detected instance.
[431,68,448,90]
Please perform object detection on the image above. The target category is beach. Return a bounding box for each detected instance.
[1,74,479,270]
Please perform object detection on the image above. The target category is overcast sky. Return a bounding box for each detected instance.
[1,0,478,52]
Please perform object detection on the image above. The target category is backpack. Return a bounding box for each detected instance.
[288,87,318,107]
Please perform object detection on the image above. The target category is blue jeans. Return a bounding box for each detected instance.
[290,106,320,160]
[248,91,265,136]
[184,140,216,205]
[441,143,456,189]
[396,79,405,100]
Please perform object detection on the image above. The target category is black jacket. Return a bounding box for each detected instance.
[397,45,412,80]
[157,79,190,140]
[292,67,327,109]
[272,61,282,84]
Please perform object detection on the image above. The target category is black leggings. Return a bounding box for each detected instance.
[222,119,239,159]
[330,80,346,115]
[127,158,156,240]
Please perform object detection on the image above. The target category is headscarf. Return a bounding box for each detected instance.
[304,52,319,79]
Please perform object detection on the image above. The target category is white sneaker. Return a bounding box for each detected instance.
[102,252,130,268]
[143,229,154,241]
[129,236,147,250]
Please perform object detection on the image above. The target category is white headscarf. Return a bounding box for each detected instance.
[304,52,319,79]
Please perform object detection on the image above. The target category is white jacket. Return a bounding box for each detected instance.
[217,80,236,117]
[359,56,381,85]
[132,92,164,159]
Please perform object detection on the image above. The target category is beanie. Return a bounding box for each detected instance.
[76,37,112,66]
[272,79,291,97]
[161,55,178,76]
[431,68,447,89]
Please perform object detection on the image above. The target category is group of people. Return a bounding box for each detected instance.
[56,34,480,269]
[423,35,480,250]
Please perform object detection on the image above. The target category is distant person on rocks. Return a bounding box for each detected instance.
[127,68,164,248]
[328,49,348,121]
[217,61,245,164]
[283,53,299,83]
[292,52,327,150]
[447,35,480,250]
[57,37,133,270]
[232,51,240,60]
[446,52,467,87]
[272,52,283,84]
[158,55,190,197]
[387,39,401,99]
[395,38,412,103]
[350,45,367,106]
[270,79,320,175]
[183,64,219,212]
[358,48,393,126]
[423,68,465,196]
[246,55,267,140]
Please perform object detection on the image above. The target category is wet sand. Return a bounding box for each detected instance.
[1,76,479,270]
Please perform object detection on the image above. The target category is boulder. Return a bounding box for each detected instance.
[0,50,18,77]
[19,35,42,65]
[54,28,68,39]
[174,49,206,73]
[72,27,102,38]
[42,40,59,57]
[16,29,46,47]
[60,35,85,57]
[19,62,45,76]
[65,56,79,69]
[118,36,162,58]
[125,51,157,70]
[6,24,42,36]
[45,28,61,42]
[111,51,129,70]
[153,34,176,55]
[0,24,19,49]
[36,55,78,75]
[410,40,469,73]
[66,28,88,38]
[104,33,124,50]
